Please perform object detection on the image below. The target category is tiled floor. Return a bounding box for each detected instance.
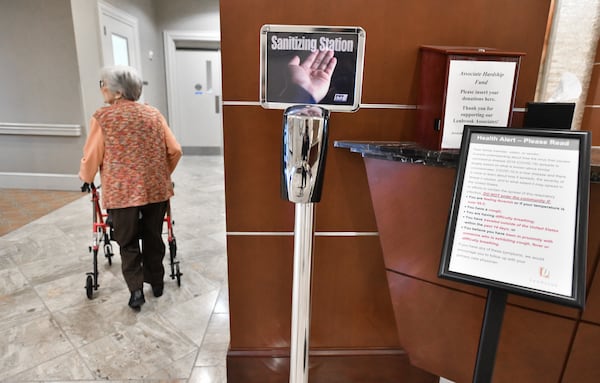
[0,155,229,382]
[0,189,83,236]
[0,156,457,383]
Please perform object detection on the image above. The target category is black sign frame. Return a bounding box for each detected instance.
[260,24,366,112]
[439,126,590,308]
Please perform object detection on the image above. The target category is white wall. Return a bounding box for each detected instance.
[0,0,87,190]
[71,0,105,133]
[85,0,222,119]
[155,0,220,32]
[0,0,222,190]
[100,0,168,115]
[537,0,600,128]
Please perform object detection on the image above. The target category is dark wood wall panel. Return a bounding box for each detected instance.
[583,263,600,323]
[582,109,600,146]
[220,0,551,107]
[509,182,600,319]
[582,185,600,324]
[493,305,576,383]
[562,323,600,382]
[386,271,483,383]
[363,159,458,279]
[223,106,419,233]
[310,236,400,347]
[387,271,577,383]
[227,235,400,348]
[222,106,295,232]
[220,0,555,380]
[366,157,600,382]
[587,62,600,105]
[227,350,438,383]
[365,158,599,320]
[227,235,294,348]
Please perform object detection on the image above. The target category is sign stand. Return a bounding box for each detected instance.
[281,105,330,383]
[438,126,591,382]
[473,288,507,383]
[289,202,315,383]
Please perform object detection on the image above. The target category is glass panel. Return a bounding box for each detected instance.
[111,34,130,66]
[206,60,213,91]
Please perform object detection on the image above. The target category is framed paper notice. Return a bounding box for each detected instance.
[441,60,518,149]
[439,126,590,308]
[260,24,366,112]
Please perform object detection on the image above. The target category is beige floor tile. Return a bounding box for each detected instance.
[0,287,48,332]
[0,156,229,383]
[0,315,74,380]
[188,365,227,383]
[10,350,96,381]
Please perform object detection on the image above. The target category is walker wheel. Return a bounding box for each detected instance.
[175,263,182,287]
[104,244,113,266]
[85,275,94,299]
[169,238,177,259]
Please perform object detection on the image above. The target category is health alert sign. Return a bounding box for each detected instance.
[439,126,590,308]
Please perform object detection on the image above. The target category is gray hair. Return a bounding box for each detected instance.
[100,65,143,101]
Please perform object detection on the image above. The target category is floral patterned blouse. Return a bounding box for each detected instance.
[79,99,182,209]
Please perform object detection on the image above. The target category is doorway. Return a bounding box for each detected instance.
[164,31,223,155]
[98,2,141,70]
[174,49,223,151]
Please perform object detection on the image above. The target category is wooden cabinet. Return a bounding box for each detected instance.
[417,46,525,150]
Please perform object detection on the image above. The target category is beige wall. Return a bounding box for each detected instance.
[0,0,220,190]
[538,0,600,128]
[0,0,86,189]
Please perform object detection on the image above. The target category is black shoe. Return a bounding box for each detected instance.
[128,289,145,309]
[152,284,164,298]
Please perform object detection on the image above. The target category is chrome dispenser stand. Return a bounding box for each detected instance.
[281,105,330,383]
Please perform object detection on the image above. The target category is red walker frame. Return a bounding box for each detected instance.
[81,182,181,299]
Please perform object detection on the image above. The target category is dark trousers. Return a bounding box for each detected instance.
[109,201,168,292]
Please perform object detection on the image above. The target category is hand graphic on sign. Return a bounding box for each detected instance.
[287,49,337,103]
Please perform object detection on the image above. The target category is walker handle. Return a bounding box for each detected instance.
[81,182,97,193]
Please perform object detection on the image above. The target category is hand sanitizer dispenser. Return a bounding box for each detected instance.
[281,105,330,383]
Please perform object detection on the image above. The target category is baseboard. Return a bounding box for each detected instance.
[0,172,83,191]
[226,347,438,383]
[182,146,222,155]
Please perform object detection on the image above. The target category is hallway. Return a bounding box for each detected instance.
[0,155,228,382]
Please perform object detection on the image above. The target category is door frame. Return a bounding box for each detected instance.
[97,1,142,71]
[163,30,221,140]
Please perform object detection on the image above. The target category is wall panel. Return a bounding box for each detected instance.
[220,0,555,380]
[581,37,600,144]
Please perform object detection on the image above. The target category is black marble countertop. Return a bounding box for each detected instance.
[334,140,600,183]
[333,140,460,167]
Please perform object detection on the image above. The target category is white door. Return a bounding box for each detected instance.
[174,49,223,150]
[98,2,141,70]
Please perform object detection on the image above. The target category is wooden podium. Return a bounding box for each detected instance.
[416,45,525,150]
[335,141,600,383]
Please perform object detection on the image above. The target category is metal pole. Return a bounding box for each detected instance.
[473,288,507,383]
[280,105,329,383]
[289,202,314,383]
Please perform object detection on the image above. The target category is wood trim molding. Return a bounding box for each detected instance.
[0,122,81,137]
[226,347,438,383]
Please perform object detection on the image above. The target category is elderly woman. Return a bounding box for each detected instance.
[79,65,182,310]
